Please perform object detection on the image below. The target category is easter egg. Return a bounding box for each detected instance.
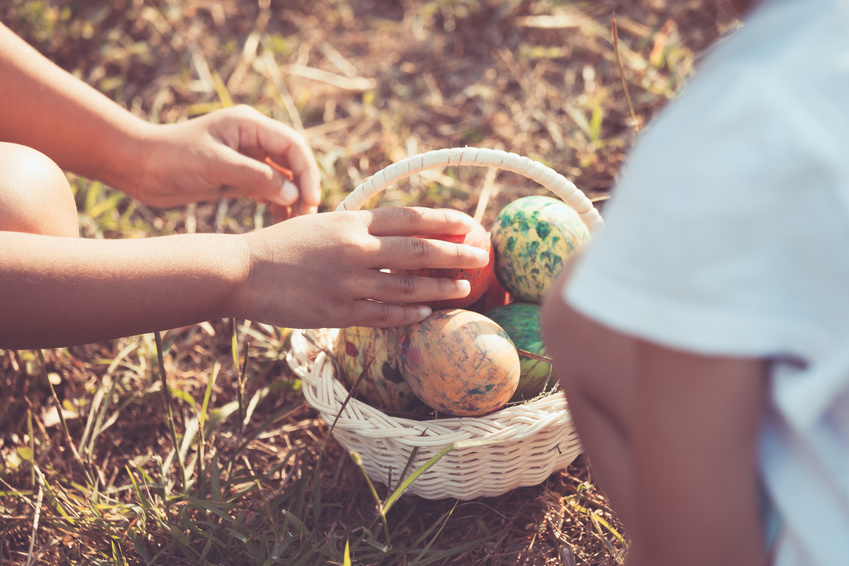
[397,218,494,310]
[484,302,553,402]
[490,196,590,303]
[334,326,422,414]
[399,309,520,417]
[469,272,511,314]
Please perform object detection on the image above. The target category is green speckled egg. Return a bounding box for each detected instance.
[484,302,554,402]
[490,195,590,303]
[399,309,520,417]
[334,326,422,414]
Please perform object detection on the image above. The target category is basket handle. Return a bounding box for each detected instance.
[336,147,604,234]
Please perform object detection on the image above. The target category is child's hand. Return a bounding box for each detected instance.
[232,207,490,328]
[132,105,320,216]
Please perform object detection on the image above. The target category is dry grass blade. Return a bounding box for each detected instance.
[23,483,42,566]
[36,350,89,480]
[612,9,641,134]
[261,51,304,131]
[516,348,554,364]
[472,166,498,224]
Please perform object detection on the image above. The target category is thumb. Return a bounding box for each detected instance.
[211,147,299,206]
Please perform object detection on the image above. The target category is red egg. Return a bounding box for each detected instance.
[398,219,494,310]
[469,271,511,313]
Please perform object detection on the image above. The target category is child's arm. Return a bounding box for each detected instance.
[542,263,768,566]
[626,340,768,566]
[0,22,319,215]
[0,207,488,349]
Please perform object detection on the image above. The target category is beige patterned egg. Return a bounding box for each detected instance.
[398,309,520,417]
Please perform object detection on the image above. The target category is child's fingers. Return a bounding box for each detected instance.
[206,105,320,214]
[373,235,490,271]
[365,207,476,237]
[263,150,320,215]
[282,148,321,216]
[204,145,291,204]
[243,108,320,215]
[348,300,433,328]
[362,272,472,305]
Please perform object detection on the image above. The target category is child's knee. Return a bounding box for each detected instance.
[0,142,78,237]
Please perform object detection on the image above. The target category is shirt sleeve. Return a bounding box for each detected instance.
[565,48,849,367]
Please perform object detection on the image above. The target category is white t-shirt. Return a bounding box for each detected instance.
[565,0,849,564]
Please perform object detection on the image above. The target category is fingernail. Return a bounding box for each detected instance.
[269,180,299,206]
[456,213,476,228]
[473,248,490,263]
[281,180,299,202]
[418,306,432,319]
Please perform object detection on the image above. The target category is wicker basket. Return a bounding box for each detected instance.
[286,147,603,500]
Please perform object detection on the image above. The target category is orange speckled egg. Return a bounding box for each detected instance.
[399,309,520,417]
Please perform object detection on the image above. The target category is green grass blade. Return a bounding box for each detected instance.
[409,500,461,565]
[290,548,320,566]
[87,190,126,220]
[27,409,35,488]
[200,361,220,428]
[394,446,419,494]
[350,451,391,545]
[230,319,246,429]
[210,454,222,503]
[153,331,187,492]
[280,509,310,536]
[382,443,455,515]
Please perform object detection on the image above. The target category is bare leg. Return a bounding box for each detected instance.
[0,142,78,237]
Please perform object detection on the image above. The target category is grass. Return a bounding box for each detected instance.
[0,1,741,564]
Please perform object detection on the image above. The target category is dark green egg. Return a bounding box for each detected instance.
[484,302,554,401]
